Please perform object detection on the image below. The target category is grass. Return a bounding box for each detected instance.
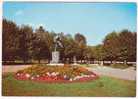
[79,64,98,68]
[110,63,131,69]
[2,73,136,97]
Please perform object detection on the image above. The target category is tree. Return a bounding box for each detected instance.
[18,25,33,63]
[93,45,105,62]
[2,19,20,62]
[62,34,78,63]
[35,26,45,33]
[103,31,120,62]
[74,33,87,63]
[118,30,136,63]
[32,26,51,63]
[84,46,95,63]
[3,18,136,65]
[103,30,136,64]
[75,33,86,45]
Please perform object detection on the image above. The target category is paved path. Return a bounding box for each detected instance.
[87,66,136,81]
[2,65,32,73]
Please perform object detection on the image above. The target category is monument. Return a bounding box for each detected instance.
[51,51,59,63]
[49,33,64,66]
[73,56,78,65]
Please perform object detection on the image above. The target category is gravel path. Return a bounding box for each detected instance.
[87,66,136,81]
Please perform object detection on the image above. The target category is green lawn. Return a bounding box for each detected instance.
[2,73,136,97]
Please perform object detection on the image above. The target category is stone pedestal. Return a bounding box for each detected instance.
[51,51,59,63]
[48,51,64,66]
[72,56,78,66]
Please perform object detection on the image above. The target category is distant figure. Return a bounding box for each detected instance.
[54,33,64,51]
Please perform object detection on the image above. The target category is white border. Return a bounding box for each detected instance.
[0,0,137,99]
[0,0,2,98]
[2,0,137,2]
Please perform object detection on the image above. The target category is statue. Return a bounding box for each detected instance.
[54,34,64,51]
[73,56,78,65]
[50,33,64,65]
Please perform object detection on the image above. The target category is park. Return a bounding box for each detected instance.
[2,2,136,97]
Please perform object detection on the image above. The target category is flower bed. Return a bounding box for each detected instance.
[15,65,99,83]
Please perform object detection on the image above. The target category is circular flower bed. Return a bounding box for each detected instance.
[15,65,99,83]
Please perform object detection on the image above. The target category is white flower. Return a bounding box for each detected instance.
[25,73,30,78]
[75,76,78,79]
[76,76,82,79]
[90,75,95,77]
[17,73,20,76]
[51,72,56,76]
[36,75,40,77]
[31,77,34,80]
[85,75,89,77]
[84,75,88,77]
[73,78,77,80]
[51,72,54,75]
[56,72,59,75]
[63,75,67,78]
[69,78,73,81]
[46,72,50,76]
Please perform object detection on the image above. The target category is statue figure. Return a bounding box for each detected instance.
[54,33,64,51]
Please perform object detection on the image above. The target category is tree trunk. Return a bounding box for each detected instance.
[38,59,41,64]
[48,59,50,63]
[111,60,112,64]
[23,59,26,64]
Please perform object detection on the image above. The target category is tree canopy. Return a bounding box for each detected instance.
[2,19,136,64]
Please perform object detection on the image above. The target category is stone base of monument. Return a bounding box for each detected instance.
[48,63,64,66]
[48,51,64,66]
[72,63,79,66]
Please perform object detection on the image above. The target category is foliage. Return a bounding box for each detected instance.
[103,31,120,61]
[92,45,105,61]
[18,25,33,63]
[31,26,52,63]
[75,33,87,61]
[103,30,136,62]
[62,34,78,61]
[118,30,136,62]
[2,19,136,64]
[2,19,20,61]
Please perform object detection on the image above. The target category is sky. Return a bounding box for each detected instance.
[3,2,137,46]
